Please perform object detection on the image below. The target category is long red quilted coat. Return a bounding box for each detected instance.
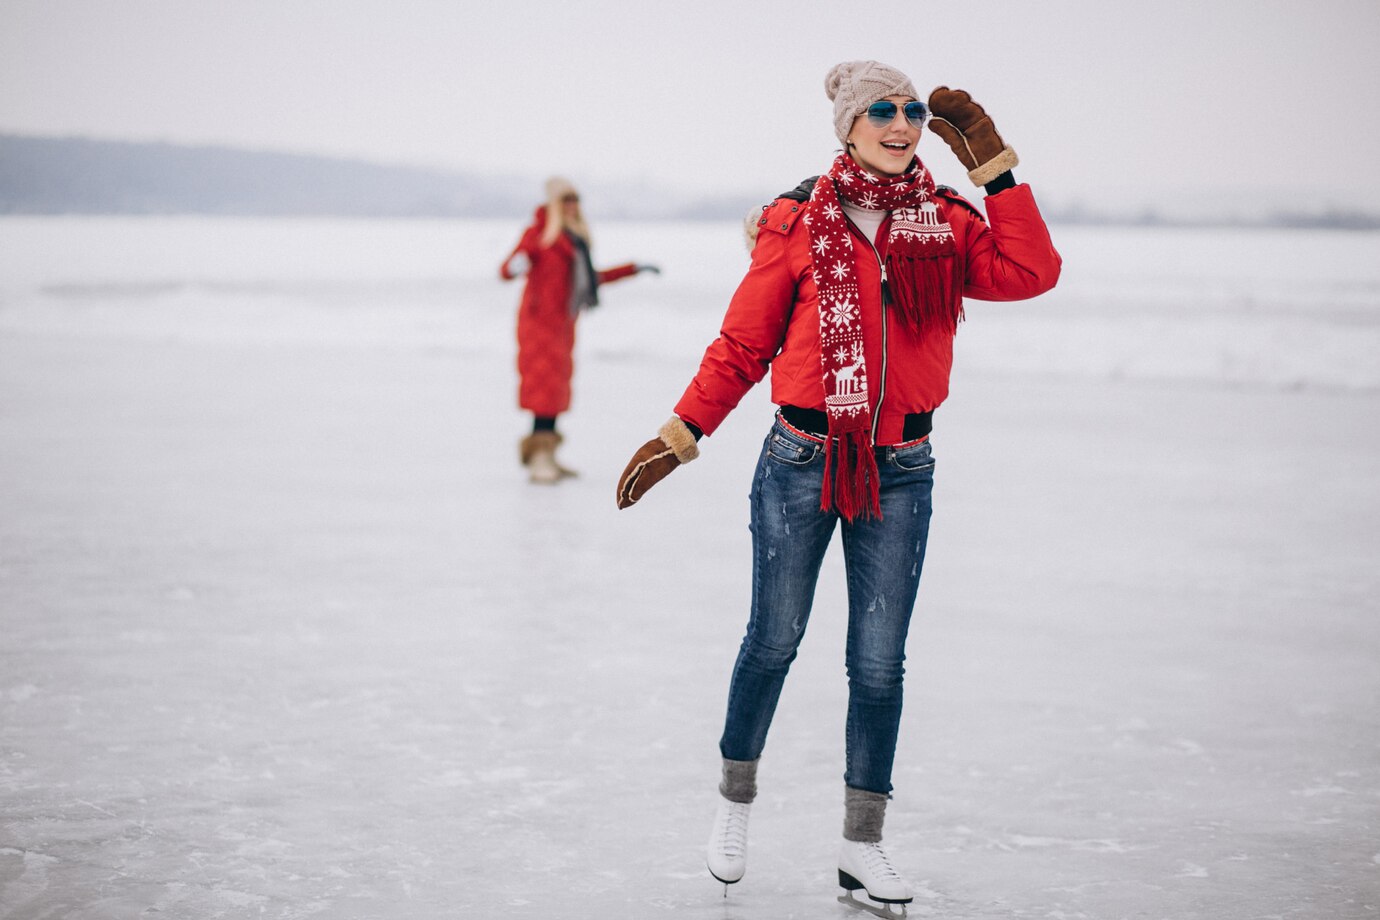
[674,184,1061,444]
[501,205,638,417]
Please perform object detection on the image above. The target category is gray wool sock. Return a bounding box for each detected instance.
[843,787,889,842]
[719,758,758,804]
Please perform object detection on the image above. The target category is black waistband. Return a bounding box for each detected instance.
[779,405,932,442]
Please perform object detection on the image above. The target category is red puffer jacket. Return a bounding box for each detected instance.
[674,183,1061,444]
[501,205,638,417]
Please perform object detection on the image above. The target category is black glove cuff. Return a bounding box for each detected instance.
[984,171,1016,196]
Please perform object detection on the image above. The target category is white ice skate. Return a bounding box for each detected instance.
[837,839,914,917]
[706,795,751,889]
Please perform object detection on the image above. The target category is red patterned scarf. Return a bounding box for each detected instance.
[806,152,962,521]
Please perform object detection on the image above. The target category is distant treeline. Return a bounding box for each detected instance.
[0,133,759,221]
[1045,200,1380,231]
[2,133,1377,229]
[0,133,536,218]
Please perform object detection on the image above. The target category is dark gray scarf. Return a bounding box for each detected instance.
[567,231,599,312]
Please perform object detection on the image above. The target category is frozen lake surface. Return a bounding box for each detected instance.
[1,216,1378,918]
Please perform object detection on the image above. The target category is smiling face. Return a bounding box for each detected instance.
[846,94,921,178]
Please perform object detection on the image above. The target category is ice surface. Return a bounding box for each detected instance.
[1,217,1377,918]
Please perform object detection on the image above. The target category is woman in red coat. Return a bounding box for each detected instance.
[616,62,1061,910]
[500,177,656,483]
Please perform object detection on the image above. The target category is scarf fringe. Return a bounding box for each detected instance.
[821,430,882,522]
[887,252,965,336]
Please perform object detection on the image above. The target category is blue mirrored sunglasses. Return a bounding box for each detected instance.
[865,100,931,130]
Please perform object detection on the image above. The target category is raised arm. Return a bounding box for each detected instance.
[926,86,1061,301]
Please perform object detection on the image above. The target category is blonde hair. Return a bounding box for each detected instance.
[539,176,590,248]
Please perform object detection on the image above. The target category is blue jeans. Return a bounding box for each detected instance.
[719,415,936,795]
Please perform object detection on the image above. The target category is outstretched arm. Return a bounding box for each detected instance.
[500,225,541,280]
[596,262,660,285]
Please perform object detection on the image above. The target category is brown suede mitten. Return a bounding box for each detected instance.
[926,86,1019,187]
[616,417,699,509]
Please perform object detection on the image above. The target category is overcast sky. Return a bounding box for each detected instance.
[4,0,1379,213]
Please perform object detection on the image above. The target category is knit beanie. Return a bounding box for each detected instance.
[545,176,577,205]
[825,61,919,146]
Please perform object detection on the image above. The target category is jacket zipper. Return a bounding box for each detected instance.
[843,214,890,442]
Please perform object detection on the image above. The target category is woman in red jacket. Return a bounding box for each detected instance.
[500,177,656,483]
[616,62,1061,910]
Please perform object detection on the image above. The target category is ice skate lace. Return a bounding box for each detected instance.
[714,802,750,858]
[859,841,902,881]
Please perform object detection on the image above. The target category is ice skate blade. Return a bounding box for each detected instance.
[707,864,742,888]
[838,888,910,918]
[838,870,912,905]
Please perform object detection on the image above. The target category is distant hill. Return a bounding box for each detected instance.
[0,134,536,217]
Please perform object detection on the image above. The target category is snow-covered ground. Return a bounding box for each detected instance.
[1,215,1377,919]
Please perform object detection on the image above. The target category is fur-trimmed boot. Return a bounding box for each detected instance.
[519,431,575,484]
[838,787,914,908]
[521,431,561,484]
